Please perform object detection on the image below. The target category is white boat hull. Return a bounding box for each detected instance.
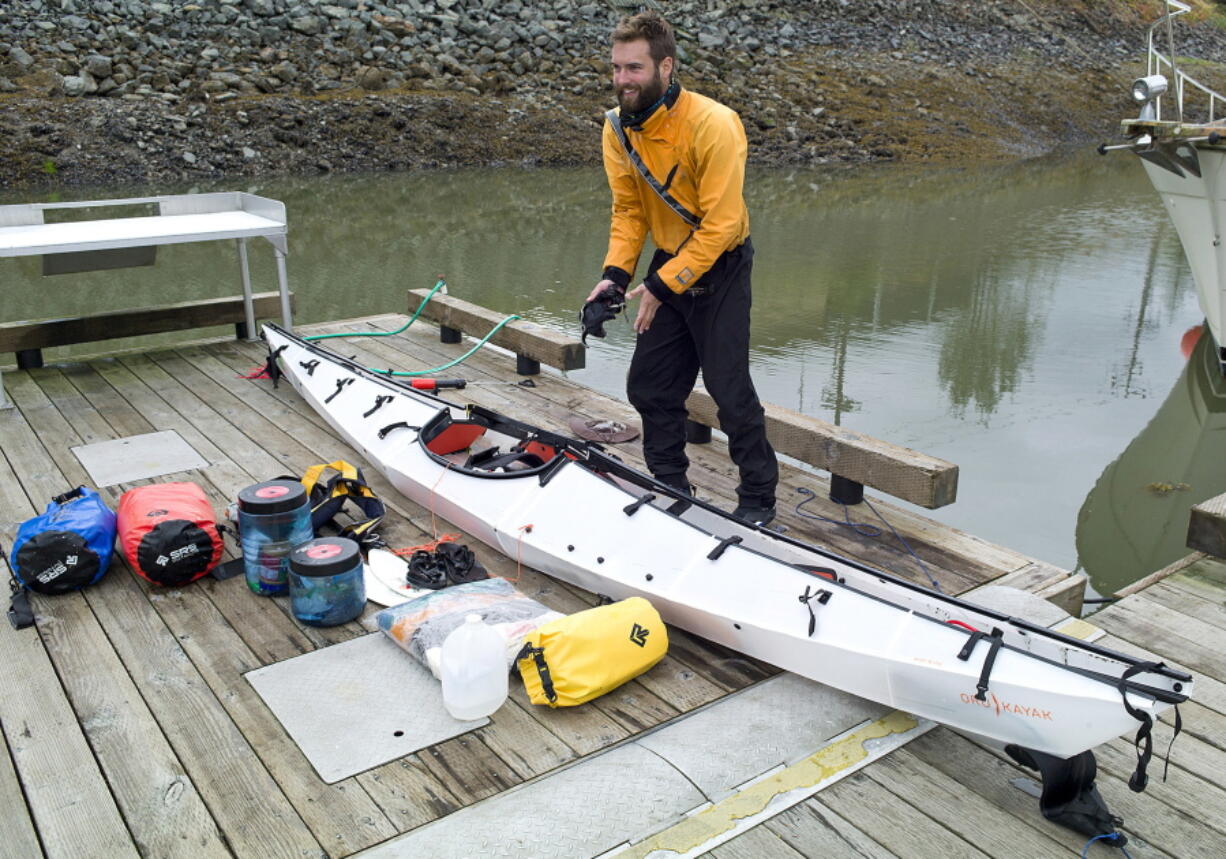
[1142,150,1226,365]
[263,324,1191,759]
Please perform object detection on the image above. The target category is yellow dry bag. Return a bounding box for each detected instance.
[516,597,668,707]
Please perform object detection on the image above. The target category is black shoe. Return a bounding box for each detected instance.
[436,541,488,585]
[405,549,448,589]
[732,504,776,527]
[655,473,693,496]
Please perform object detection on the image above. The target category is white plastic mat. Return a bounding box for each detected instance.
[71,429,209,486]
[245,632,487,783]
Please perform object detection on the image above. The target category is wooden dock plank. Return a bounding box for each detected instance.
[1093,596,1226,682]
[356,756,464,834]
[45,361,407,854]
[960,732,1220,855]
[859,748,1075,856]
[809,771,989,859]
[708,824,807,859]
[30,362,339,857]
[1139,579,1226,634]
[473,698,578,779]
[765,800,897,858]
[2,371,98,488]
[1098,733,1226,838]
[0,392,138,859]
[0,615,138,859]
[0,727,43,859]
[85,563,324,859]
[39,583,230,858]
[27,366,123,445]
[7,370,231,858]
[418,735,524,805]
[905,729,1131,856]
[138,572,401,855]
[117,352,288,478]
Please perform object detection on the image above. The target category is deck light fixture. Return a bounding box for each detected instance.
[1133,74,1168,121]
[1133,74,1168,102]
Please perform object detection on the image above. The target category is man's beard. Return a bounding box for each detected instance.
[617,69,666,115]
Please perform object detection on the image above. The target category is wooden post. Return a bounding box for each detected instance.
[1188,491,1226,558]
[516,354,540,376]
[685,419,712,444]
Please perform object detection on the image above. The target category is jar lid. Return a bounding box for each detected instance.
[238,480,307,514]
[290,537,361,578]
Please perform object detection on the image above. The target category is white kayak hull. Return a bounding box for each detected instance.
[263,324,1191,759]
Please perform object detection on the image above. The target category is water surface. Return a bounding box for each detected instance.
[3,151,1218,596]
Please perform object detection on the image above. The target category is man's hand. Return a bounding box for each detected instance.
[588,279,617,303]
[628,283,661,334]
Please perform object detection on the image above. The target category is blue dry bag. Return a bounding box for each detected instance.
[11,486,117,595]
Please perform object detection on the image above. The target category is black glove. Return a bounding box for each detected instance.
[580,284,626,344]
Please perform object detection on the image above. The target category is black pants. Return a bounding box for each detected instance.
[627,238,778,508]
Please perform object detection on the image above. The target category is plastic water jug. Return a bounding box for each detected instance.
[237,479,313,596]
[439,614,508,720]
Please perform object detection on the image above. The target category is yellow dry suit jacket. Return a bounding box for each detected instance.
[601,87,751,297]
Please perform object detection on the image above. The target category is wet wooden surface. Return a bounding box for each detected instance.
[2,313,1202,858]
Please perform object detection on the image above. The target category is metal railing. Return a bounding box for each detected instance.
[1146,0,1226,123]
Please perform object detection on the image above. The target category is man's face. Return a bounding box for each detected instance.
[612,39,672,114]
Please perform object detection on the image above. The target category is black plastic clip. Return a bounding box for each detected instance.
[378,421,420,440]
[798,585,832,637]
[707,535,743,561]
[623,493,657,516]
[516,643,556,703]
[364,395,394,418]
[299,359,320,376]
[324,377,354,403]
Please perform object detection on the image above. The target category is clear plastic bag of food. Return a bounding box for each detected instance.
[375,577,563,678]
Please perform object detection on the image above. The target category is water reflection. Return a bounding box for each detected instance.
[1,152,1209,591]
[1076,328,1226,594]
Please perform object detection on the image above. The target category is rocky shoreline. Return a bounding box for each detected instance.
[2,0,1225,190]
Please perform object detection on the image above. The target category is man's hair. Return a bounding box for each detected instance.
[611,10,676,65]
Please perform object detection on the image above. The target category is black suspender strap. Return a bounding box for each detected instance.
[957,627,1005,702]
[606,109,701,229]
[798,585,833,637]
[1118,661,1182,792]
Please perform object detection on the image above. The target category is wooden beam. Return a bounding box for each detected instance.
[0,291,294,353]
[1035,571,1087,618]
[685,388,958,509]
[408,288,584,371]
[1188,492,1226,559]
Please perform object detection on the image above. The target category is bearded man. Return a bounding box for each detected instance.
[588,10,778,525]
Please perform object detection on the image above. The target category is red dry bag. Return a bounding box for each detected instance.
[117,483,223,586]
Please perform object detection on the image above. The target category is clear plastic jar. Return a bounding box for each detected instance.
[288,537,366,626]
[237,480,312,596]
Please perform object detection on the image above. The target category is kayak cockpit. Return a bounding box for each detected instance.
[413,405,573,480]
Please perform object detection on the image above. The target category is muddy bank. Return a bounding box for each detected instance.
[2,0,1225,190]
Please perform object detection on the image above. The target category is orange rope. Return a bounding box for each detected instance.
[426,461,455,538]
[505,523,533,584]
[390,532,461,557]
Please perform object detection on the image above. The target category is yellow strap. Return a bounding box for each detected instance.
[301,460,359,495]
